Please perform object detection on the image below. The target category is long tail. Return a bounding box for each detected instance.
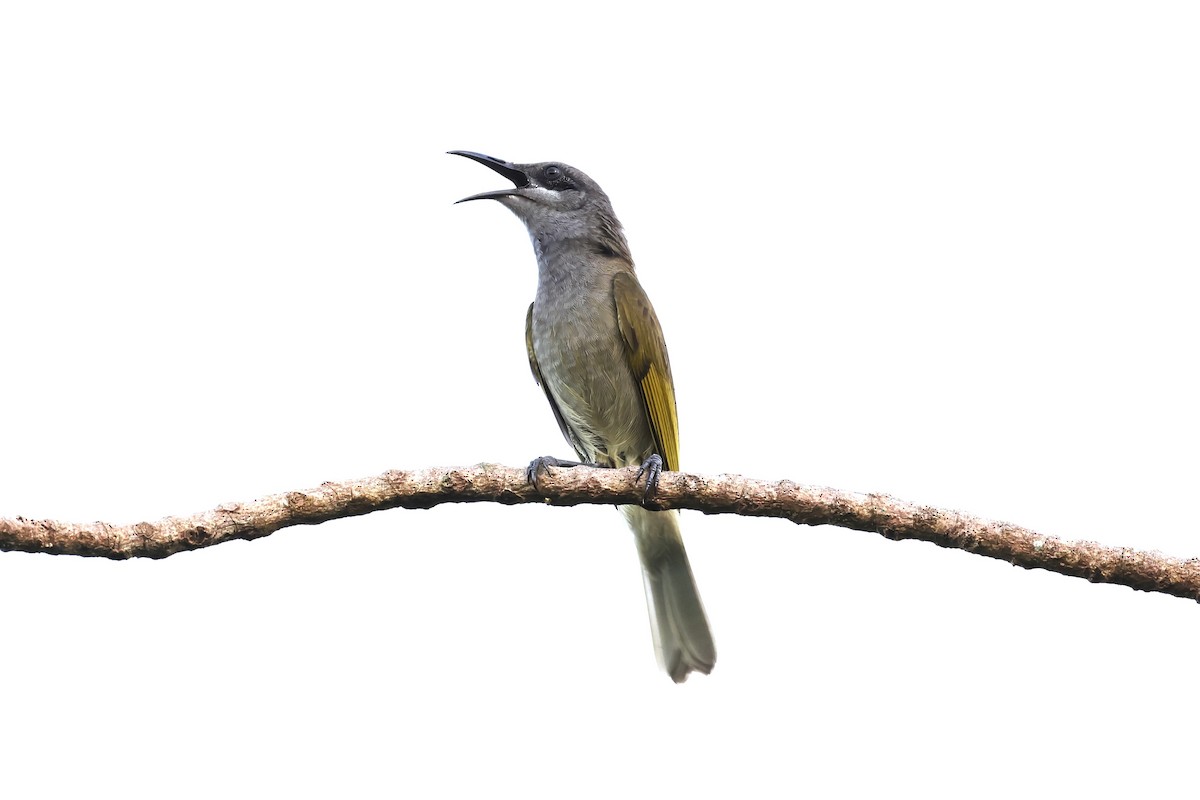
[622,505,716,682]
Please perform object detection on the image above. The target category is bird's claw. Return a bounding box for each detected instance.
[526,456,586,491]
[635,454,664,503]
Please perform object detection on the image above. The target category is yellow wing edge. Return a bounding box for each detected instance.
[612,272,680,471]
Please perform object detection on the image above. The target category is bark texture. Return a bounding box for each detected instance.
[2,464,1197,602]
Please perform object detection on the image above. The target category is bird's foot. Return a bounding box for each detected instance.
[635,454,664,503]
[526,456,594,491]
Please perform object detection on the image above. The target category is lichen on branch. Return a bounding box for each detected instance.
[2,464,1197,603]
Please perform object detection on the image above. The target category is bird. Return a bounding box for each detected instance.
[450,150,716,682]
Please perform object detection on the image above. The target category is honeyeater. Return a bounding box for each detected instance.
[451,151,715,682]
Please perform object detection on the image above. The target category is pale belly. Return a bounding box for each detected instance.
[532,308,655,468]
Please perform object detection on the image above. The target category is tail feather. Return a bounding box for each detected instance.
[623,505,716,682]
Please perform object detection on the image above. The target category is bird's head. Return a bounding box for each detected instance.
[450,151,629,259]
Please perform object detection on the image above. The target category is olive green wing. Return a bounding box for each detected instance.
[612,271,680,471]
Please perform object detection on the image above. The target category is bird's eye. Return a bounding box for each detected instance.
[543,165,562,181]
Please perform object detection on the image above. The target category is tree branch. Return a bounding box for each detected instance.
[2,464,1197,602]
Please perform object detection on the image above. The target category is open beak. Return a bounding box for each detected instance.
[449,150,531,203]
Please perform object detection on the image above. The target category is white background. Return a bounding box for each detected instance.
[2,2,1198,797]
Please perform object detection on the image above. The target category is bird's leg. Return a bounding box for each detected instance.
[526,455,605,491]
[635,454,664,502]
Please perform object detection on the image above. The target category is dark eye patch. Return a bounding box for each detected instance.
[541,164,578,191]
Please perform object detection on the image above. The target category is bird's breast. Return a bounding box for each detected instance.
[531,282,654,468]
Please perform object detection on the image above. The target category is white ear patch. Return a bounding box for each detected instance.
[523,186,561,203]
